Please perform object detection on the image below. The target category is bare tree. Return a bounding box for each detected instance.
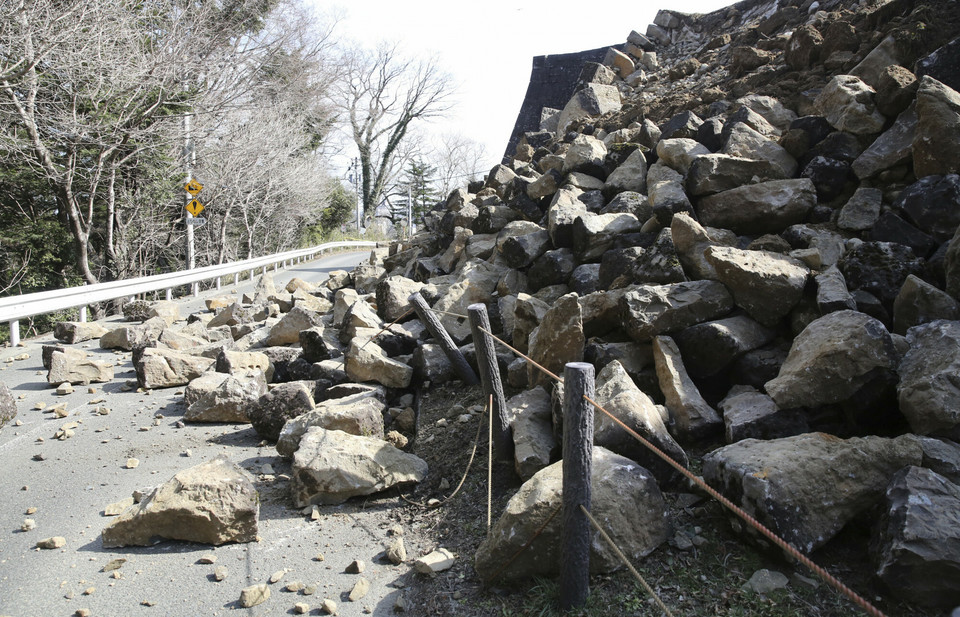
[432,132,489,197]
[335,43,453,217]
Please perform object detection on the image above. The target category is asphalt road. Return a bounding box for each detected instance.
[0,250,426,617]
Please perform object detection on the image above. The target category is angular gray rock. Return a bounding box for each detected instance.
[703,433,922,553]
[718,386,808,443]
[0,383,16,428]
[527,293,584,389]
[53,321,109,344]
[48,348,114,385]
[345,338,413,389]
[815,265,858,314]
[376,276,423,323]
[673,315,776,378]
[814,74,885,135]
[621,280,734,342]
[670,212,735,280]
[265,307,323,347]
[248,381,315,442]
[705,246,809,327]
[913,76,960,178]
[686,154,780,196]
[603,148,647,196]
[722,123,797,178]
[508,387,556,481]
[136,347,214,389]
[291,427,427,506]
[852,104,916,179]
[496,221,549,269]
[765,311,899,410]
[898,320,960,439]
[101,455,259,547]
[572,213,642,262]
[872,466,960,607]
[892,274,960,334]
[184,372,267,423]
[276,393,387,458]
[216,350,273,381]
[838,187,883,231]
[474,447,669,581]
[653,336,722,442]
[556,83,621,136]
[100,317,166,351]
[592,361,688,486]
[697,179,817,235]
[656,138,710,176]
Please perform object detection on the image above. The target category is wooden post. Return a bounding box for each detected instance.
[408,292,479,386]
[560,362,595,611]
[467,303,510,460]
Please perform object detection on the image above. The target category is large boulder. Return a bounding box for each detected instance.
[913,76,960,178]
[100,317,166,351]
[722,123,797,178]
[872,466,960,607]
[592,360,687,486]
[839,241,925,306]
[496,221,550,269]
[265,307,323,346]
[653,336,722,442]
[101,456,259,547]
[703,433,922,553]
[893,174,960,243]
[527,293,584,389]
[556,83,622,136]
[892,274,960,334]
[345,338,413,389]
[474,447,670,581]
[136,347,214,389]
[765,311,899,410]
[620,280,734,342]
[704,247,809,327]
[673,315,776,378]
[697,179,817,235]
[852,105,917,180]
[183,372,267,423]
[603,148,647,196]
[53,321,109,344]
[718,386,808,443]
[47,348,114,385]
[814,74,885,135]
[291,427,427,506]
[276,392,387,458]
[0,383,16,428]
[248,381,315,442]
[898,320,960,439]
[687,154,780,196]
[376,276,423,322]
[216,350,273,381]
[508,386,556,481]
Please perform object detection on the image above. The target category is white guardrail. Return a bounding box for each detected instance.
[0,240,379,347]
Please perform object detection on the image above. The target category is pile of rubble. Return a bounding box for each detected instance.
[31,0,960,610]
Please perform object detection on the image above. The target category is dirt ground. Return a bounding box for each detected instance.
[393,381,941,617]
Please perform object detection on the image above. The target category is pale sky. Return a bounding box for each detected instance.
[315,0,734,174]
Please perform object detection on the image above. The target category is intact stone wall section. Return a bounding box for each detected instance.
[503,46,611,163]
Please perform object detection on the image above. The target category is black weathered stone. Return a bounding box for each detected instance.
[696,117,725,152]
[915,36,960,93]
[248,381,314,442]
[528,249,575,291]
[801,156,852,201]
[260,347,303,383]
[730,346,788,389]
[894,174,960,242]
[839,241,925,306]
[660,110,703,140]
[868,211,937,258]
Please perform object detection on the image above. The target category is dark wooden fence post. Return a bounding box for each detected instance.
[467,303,510,461]
[560,361,595,611]
[408,292,479,386]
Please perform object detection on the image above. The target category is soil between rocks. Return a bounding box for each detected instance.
[393,381,940,617]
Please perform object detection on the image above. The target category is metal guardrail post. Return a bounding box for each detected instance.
[560,361,595,611]
[9,319,19,347]
[79,307,87,322]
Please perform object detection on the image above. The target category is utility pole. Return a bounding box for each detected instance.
[407,183,412,241]
[348,157,362,233]
[183,113,196,271]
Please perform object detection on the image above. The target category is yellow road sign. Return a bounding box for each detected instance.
[184,179,203,195]
[185,199,204,216]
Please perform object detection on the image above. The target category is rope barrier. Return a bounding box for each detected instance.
[472,324,889,617]
[580,504,675,617]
